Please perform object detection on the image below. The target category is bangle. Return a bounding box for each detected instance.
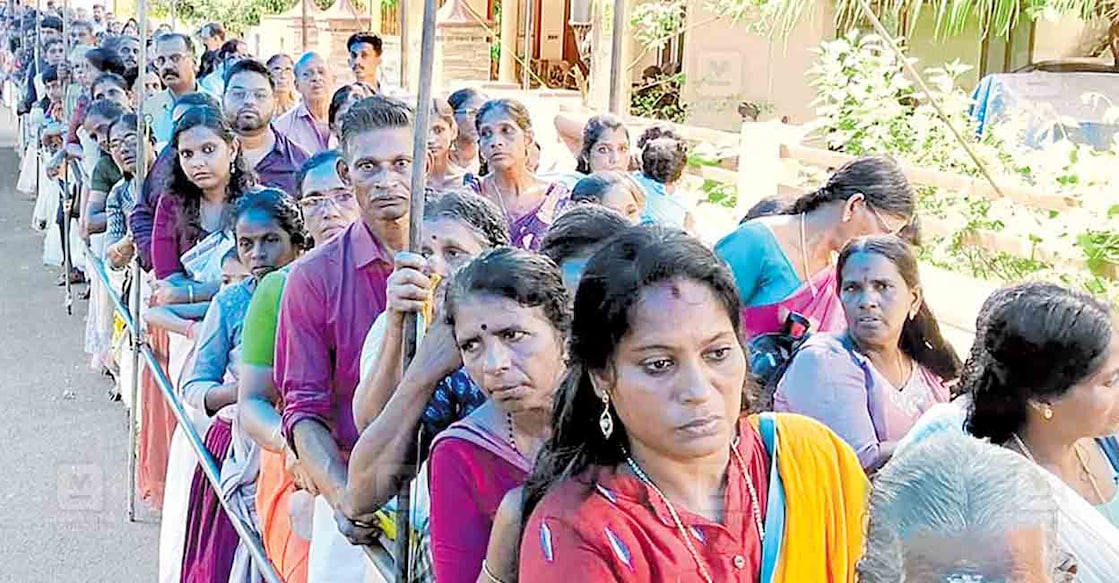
[188,285,195,304]
[480,560,509,583]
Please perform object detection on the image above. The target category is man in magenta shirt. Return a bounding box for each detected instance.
[275,94,413,582]
[274,52,334,154]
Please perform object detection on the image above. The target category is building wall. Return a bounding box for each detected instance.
[904,13,985,90]
[1032,15,1111,61]
[680,1,836,131]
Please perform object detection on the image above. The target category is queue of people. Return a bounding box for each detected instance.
[4,5,1119,583]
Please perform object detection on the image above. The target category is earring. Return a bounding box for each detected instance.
[1043,406,1054,420]
[599,392,613,439]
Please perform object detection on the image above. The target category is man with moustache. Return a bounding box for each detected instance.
[274,52,334,154]
[275,95,413,583]
[222,59,309,194]
[145,32,210,147]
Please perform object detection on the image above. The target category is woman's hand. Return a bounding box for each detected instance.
[148,280,178,307]
[386,252,432,317]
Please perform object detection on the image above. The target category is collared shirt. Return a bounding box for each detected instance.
[254,129,311,196]
[144,84,213,147]
[105,176,136,246]
[181,278,256,415]
[520,420,769,582]
[276,221,392,454]
[273,101,331,156]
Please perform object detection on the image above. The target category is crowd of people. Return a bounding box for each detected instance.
[3,3,1119,583]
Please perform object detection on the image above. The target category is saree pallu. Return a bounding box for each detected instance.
[181,414,239,583]
[741,267,845,340]
[749,413,868,583]
[257,448,310,583]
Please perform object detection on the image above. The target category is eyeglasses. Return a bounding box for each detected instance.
[226,88,273,103]
[153,52,189,68]
[454,108,478,116]
[299,191,357,213]
[867,203,909,236]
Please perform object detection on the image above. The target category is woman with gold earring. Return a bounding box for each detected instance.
[959,281,1119,580]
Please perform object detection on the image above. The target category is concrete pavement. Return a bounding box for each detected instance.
[0,107,158,582]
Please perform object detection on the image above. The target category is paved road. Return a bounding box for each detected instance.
[0,108,158,581]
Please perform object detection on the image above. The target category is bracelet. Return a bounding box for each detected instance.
[480,560,509,583]
[188,285,195,304]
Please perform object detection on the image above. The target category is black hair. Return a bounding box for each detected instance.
[965,282,1113,444]
[266,52,293,68]
[837,235,961,381]
[329,83,373,130]
[70,19,93,33]
[339,94,415,155]
[233,187,309,251]
[41,63,59,83]
[787,156,915,219]
[447,87,485,112]
[166,106,256,245]
[740,196,790,223]
[85,46,126,76]
[347,32,383,55]
[431,97,455,127]
[155,32,194,56]
[199,50,219,78]
[570,172,645,208]
[474,98,533,177]
[444,246,570,338]
[223,58,274,91]
[523,226,746,524]
[296,149,343,200]
[576,114,628,174]
[201,22,225,39]
[41,15,62,31]
[424,189,509,248]
[43,36,62,51]
[92,71,127,93]
[86,97,127,123]
[173,91,220,111]
[539,204,631,267]
[636,124,682,150]
[640,136,688,185]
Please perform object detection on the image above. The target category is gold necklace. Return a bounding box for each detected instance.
[1012,434,1107,504]
[625,437,764,583]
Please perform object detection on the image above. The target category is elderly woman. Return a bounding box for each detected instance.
[467,98,570,250]
[426,248,570,583]
[774,235,961,471]
[716,157,915,339]
[520,227,868,582]
[860,431,1071,581]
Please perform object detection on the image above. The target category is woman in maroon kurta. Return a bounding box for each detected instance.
[149,105,256,305]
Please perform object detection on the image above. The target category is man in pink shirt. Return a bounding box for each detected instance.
[274,52,334,154]
[275,94,412,582]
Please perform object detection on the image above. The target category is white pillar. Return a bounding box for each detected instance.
[736,121,782,216]
[498,0,518,83]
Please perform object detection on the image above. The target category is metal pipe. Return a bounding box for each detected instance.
[394,0,439,576]
[127,0,149,522]
[607,0,625,114]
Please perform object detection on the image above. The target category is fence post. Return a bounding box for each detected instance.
[736,120,782,217]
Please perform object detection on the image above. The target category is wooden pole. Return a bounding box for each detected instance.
[607,0,624,114]
[394,0,438,576]
[520,0,532,89]
[301,0,309,53]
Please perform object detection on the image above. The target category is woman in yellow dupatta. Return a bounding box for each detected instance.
[513,227,867,583]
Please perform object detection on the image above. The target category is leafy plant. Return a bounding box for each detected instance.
[630,72,688,122]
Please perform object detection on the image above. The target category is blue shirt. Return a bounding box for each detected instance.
[632,172,688,228]
[714,220,803,307]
